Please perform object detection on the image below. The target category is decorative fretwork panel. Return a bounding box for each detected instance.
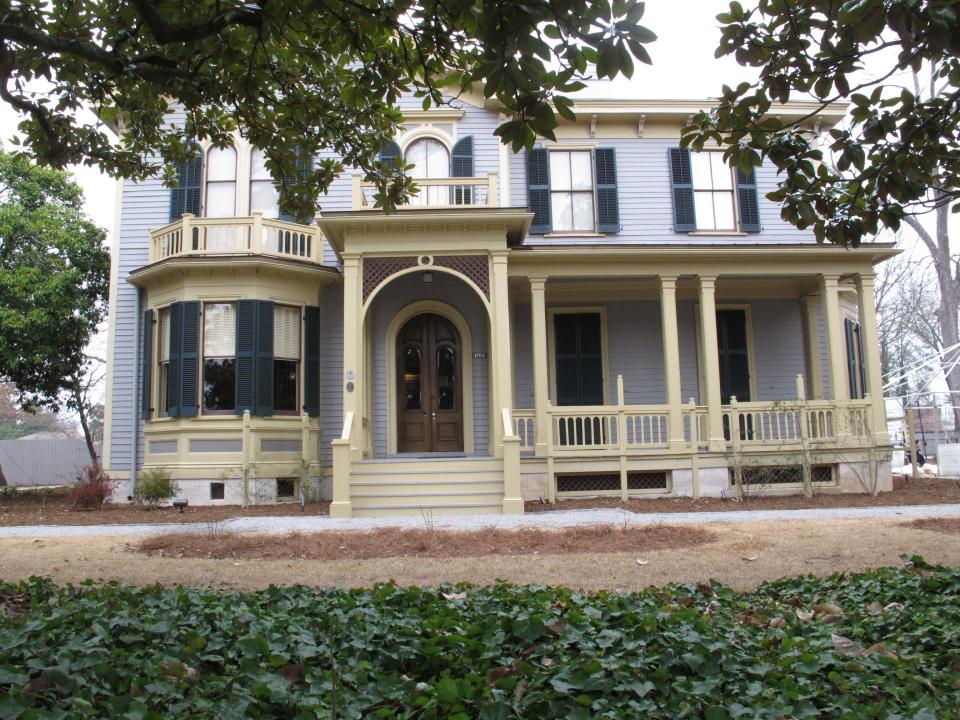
[556,471,668,494]
[362,256,418,301]
[731,464,836,486]
[434,255,490,298]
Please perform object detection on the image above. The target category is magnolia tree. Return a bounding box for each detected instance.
[1,0,656,217]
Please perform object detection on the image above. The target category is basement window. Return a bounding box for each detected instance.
[276,478,296,501]
[210,482,225,500]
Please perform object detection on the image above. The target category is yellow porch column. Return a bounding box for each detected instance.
[856,272,890,443]
[800,294,824,399]
[341,254,363,438]
[529,277,549,457]
[821,274,849,401]
[659,275,685,445]
[698,275,726,451]
[491,252,514,457]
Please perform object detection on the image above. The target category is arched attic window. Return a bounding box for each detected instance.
[168,146,203,222]
[405,138,449,205]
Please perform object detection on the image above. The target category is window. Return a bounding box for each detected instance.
[249,147,279,218]
[405,138,449,205]
[276,478,296,501]
[203,302,236,412]
[691,152,735,231]
[210,482,225,500]
[205,146,237,217]
[157,308,172,417]
[549,151,595,232]
[273,305,301,413]
[717,309,751,404]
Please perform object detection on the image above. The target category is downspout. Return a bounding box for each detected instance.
[130,287,142,497]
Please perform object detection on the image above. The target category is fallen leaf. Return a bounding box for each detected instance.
[441,591,466,601]
[884,602,904,612]
[866,602,883,613]
[814,603,844,616]
[485,666,512,685]
[513,680,527,701]
[831,634,863,656]
[278,664,305,683]
[545,621,566,637]
[768,617,786,629]
[742,554,759,562]
[796,609,814,622]
[636,558,649,566]
[541,657,555,667]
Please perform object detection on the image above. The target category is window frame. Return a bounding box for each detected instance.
[548,149,597,234]
[690,150,738,233]
[201,301,238,415]
[272,304,302,415]
[546,307,610,407]
[203,145,238,218]
[248,146,280,219]
[403,136,451,206]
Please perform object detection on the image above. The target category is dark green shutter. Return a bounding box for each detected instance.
[141,309,153,421]
[255,301,274,416]
[169,148,203,222]
[179,301,200,417]
[236,300,257,414]
[279,149,314,223]
[844,319,862,399]
[735,167,761,232]
[554,313,603,406]
[166,302,182,418]
[303,306,320,417]
[855,323,867,398]
[379,140,402,169]
[717,310,751,403]
[594,148,619,233]
[527,148,551,233]
[669,148,696,232]
[451,136,474,204]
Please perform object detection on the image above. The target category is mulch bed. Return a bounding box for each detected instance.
[900,517,960,535]
[525,476,960,514]
[0,489,330,527]
[136,524,716,561]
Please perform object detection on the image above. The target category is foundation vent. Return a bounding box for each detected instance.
[731,464,836,486]
[556,471,668,494]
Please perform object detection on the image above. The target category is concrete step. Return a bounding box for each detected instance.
[351,489,503,503]
[352,458,501,474]
[350,480,504,495]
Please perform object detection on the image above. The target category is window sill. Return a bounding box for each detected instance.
[687,231,749,237]
[542,232,607,238]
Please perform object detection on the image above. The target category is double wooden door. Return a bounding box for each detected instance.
[397,314,464,453]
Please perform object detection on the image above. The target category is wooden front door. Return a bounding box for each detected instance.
[397,314,464,453]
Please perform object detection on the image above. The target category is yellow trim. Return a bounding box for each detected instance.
[362,263,492,316]
[399,109,465,123]
[384,300,476,456]
[546,306,611,406]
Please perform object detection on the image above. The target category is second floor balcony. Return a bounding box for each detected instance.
[351,172,500,210]
[149,213,322,265]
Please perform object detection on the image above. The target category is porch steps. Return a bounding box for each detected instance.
[348,457,505,517]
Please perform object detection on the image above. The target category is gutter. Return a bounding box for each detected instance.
[130,288,141,496]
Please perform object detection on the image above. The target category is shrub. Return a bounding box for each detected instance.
[135,467,178,508]
[69,465,117,510]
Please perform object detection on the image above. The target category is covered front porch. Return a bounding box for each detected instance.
[506,245,896,502]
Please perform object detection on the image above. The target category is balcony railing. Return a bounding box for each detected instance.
[351,173,499,210]
[149,214,322,264]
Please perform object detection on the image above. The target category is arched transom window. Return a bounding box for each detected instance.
[405,138,449,206]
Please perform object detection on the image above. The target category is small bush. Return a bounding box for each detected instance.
[135,467,178,508]
[69,465,117,510]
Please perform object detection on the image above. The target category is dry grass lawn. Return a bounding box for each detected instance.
[1,516,958,591]
[137,524,715,561]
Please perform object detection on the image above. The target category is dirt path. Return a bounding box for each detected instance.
[2,517,957,591]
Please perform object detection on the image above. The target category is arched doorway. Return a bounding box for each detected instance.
[397,313,464,453]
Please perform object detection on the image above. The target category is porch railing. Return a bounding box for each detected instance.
[351,173,499,210]
[149,213,322,264]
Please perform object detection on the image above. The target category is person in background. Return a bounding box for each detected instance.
[915,438,926,467]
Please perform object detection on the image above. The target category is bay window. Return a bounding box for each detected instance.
[157,307,171,417]
[203,302,236,412]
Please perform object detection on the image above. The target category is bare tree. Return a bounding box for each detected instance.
[68,354,106,466]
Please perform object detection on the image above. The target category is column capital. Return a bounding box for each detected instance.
[820,273,841,286]
[855,272,877,288]
[658,274,678,288]
[528,277,548,291]
[697,274,717,290]
[491,250,510,263]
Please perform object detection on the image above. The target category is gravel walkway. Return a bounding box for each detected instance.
[1,503,959,538]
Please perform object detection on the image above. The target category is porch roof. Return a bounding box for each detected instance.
[316,207,533,256]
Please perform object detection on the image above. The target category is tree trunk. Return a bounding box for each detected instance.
[73,378,100,467]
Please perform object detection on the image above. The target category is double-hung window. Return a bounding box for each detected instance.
[205,146,237,217]
[549,151,595,232]
[273,305,301,413]
[203,302,237,412]
[691,152,736,232]
[249,147,280,218]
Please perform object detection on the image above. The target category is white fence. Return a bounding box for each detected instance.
[0,439,97,486]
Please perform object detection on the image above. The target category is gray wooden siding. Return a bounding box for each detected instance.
[367,272,490,455]
[509,297,807,407]
[319,283,344,466]
[508,138,810,244]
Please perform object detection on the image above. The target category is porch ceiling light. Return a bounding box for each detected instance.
[422,270,433,285]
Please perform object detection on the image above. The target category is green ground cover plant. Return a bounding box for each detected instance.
[0,558,957,718]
